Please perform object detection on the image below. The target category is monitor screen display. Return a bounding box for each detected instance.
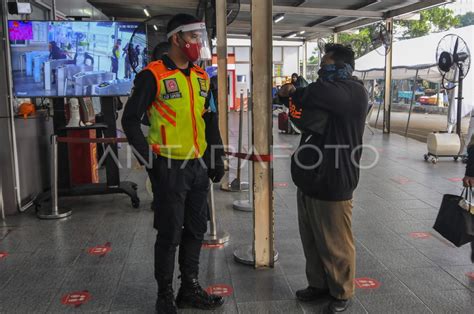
[8,20,146,98]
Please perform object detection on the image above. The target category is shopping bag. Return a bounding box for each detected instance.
[433,188,474,247]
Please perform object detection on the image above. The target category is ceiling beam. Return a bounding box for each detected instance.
[384,0,454,19]
[332,0,453,34]
[229,21,332,34]
[332,18,380,34]
[239,4,384,18]
[306,0,379,28]
[89,0,197,9]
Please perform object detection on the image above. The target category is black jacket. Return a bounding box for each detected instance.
[290,78,368,201]
[466,136,474,177]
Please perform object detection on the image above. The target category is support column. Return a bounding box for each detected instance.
[216,0,229,148]
[302,41,307,78]
[52,0,57,19]
[333,33,338,43]
[405,70,419,137]
[251,0,274,268]
[383,18,393,134]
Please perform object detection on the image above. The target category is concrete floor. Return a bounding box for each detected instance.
[0,112,473,313]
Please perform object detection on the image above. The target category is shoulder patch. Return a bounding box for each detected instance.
[164,78,179,94]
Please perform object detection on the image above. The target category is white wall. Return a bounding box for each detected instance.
[283,46,299,77]
[235,63,250,93]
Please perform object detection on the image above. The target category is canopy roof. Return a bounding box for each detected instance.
[87,0,453,40]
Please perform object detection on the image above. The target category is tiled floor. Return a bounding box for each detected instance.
[0,112,473,313]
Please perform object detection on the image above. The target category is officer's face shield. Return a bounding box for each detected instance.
[167,22,212,62]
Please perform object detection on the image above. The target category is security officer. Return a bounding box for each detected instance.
[122,14,225,313]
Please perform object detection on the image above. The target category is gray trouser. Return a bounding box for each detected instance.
[297,189,356,300]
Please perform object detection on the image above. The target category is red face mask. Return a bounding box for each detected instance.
[179,35,201,62]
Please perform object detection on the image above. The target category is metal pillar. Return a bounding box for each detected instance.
[2,0,22,213]
[405,70,419,137]
[233,90,253,212]
[0,166,4,220]
[333,33,339,43]
[250,0,274,268]
[203,179,230,244]
[37,135,72,219]
[230,91,249,191]
[52,0,57,19]
[216,0,230,190]
[383,18,393,134]
[302,41,307,78]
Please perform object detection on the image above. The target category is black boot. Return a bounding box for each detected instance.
[155,281,177,314]
[176,274,224,310]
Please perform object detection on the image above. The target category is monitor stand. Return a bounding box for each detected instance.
[35,97,140,210]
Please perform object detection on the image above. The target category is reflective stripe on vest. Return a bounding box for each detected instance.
[145,60,209,160]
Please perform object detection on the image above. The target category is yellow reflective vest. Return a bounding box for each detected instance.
[145,60,209,160]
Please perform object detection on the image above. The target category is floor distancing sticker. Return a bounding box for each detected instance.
[206,284,233,297]
[202,243,225,249]
[466,272,474,281]
[0,252,8,260]
[88,242,112,256]
[354,278,381,290]
[448,178,463,182]
[274,182,289,188]
[61,290,91,307]
[409,232,432,239]
[391,176,411,184]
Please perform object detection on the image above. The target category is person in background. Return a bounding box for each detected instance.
[461,135,474,263]
[111,39,121,79]
[291,72,299,85]
[291,72,309,88]
[49,41,67,60]
[142,47,148,68]
[279,43,368,313]
[49,41,67,84]
[152,42,171,62]
[123,43,133,79]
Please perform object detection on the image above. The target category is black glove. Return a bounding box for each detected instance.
[208,164,225,183]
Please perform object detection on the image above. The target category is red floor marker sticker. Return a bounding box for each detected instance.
[274,182,289,188]
[466,272,474,281]
[61,291,91,307]
[0,252,8,260]
[448,178,463,182]
[391,176,411,185]
[409,232,432,239]
[202,243,225,249]
[354,278,381,290]
[206,284,233,297]
[88,242,112,256]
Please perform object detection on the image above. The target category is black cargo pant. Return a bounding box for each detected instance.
[147,156,209,283]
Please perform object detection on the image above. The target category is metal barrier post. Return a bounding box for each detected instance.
[229,91,249,192]
[203,179,230,244]
[233,90,253,211]
[0,165,4,220]
[37,135,72,219]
